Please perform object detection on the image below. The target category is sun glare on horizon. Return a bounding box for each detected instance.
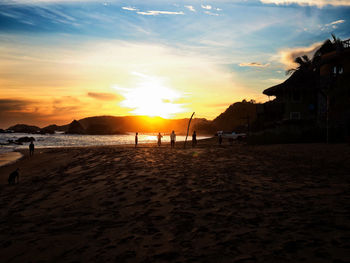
[113,72,186,118]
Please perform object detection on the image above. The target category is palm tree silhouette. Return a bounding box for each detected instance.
[285,34,345,78]
[312,34,344,70]
[285,55,312,76]
[314,34,343,58]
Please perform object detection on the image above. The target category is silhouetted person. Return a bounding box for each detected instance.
[135,132,138,148]
[170,130,176,148]
[157,132,163,146]
[218,134,222,145]
[192,131,197,147]
[29,141,34,156]
[8,168,19,185]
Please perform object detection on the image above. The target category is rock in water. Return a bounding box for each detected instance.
[16,137,35,143]
[7,124,40,133]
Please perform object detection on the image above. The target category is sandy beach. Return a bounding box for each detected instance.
[0,152,23,168]
[0,139,349,262]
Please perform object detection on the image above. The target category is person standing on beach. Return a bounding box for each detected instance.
[29,141,35,156]
[170,130,176,148]
[192,131,197,147]
[157,132,163,147]
[135,132,138,148]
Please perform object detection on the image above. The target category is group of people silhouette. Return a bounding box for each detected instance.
[134,130,197,148]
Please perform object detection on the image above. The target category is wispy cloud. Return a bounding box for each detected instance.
[327,19,346,25]
[1,5,80,27]
[136,10,184,16]
[0,98,40,128]
[277,41,323,69]
[35,6,80,27]
[184,5,196,12]
[122,6,185,16]
[201,4,212,10]
[0,10,35,25]
[122,6,138,11]
[204,11,219,16]
[0,98,35,113]
[0,97,85,128]
[322,19,346,30]
[34,6,77,22]
[87,92,120,101]
[260,0,350,7]
[0,10,22,19]
[239,62,270,68]
[263,78,286,84]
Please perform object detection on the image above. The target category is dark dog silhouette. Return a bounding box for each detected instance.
[8,168,19,185]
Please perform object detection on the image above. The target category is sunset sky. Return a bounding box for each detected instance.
[0,0,349,128]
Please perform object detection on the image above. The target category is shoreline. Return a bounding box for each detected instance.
[0,137,214,168]
[0,141,349,262]
[0,151,23,168]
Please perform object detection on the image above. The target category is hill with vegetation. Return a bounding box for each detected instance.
[4,100,261,135]
[212,100,258,133]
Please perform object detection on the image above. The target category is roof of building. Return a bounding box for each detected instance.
[263,69,316,96]
[263,38,350,97]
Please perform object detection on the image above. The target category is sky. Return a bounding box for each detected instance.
[0,0,349,128]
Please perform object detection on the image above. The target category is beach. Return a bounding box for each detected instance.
[0,152,23,168]
[0,139,349,262]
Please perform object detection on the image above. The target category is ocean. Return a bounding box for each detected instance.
[0,132,210,167]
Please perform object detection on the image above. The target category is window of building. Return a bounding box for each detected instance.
[333,66,337,75]
[290,112,301,120]
[332,65,344,76]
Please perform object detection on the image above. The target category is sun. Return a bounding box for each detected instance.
[114,73,185,118]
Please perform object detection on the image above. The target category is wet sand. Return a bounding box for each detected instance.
[0,139,349,262]
[0,152,23,167]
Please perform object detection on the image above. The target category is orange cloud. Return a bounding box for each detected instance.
[0,97,80,128]
[239,62,270,68]
[87,92,121,101]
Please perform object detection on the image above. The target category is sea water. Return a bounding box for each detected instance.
[0,132,210,166]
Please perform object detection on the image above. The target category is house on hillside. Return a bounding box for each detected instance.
[259,38,350,140]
